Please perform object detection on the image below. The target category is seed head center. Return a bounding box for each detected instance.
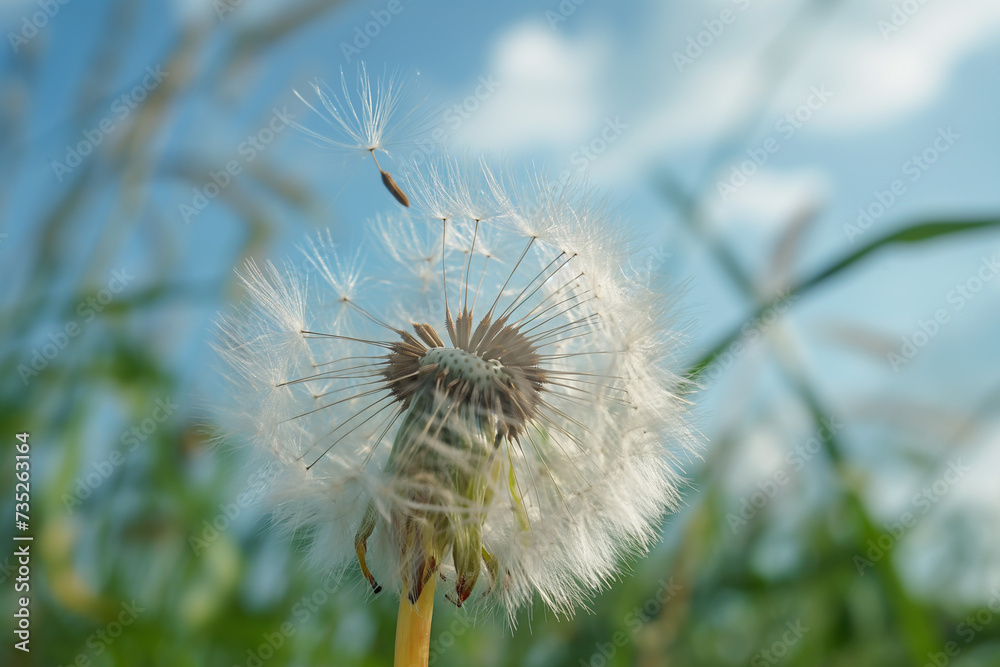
[420,347,505,389]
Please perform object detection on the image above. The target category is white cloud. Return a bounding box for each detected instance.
[706,168,830,232]
[801,0,1000,129]
[455,22,605,152]
[576,0,1000,194]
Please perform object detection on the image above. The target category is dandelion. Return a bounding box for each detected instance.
[293,63,416,206]
[218,73,696,667]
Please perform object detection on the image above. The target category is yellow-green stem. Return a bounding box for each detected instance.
[394,578,436,667]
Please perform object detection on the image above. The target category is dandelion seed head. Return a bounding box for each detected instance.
[218,116,695,621]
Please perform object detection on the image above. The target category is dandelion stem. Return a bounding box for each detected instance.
[394,578,436,667]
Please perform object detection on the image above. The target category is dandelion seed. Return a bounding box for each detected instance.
[372,150,410,207]
[218,72,696,667]
[293,63,417,206]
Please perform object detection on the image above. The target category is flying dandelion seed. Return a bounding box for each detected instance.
[218,70,696,667]
[293,63,417,206]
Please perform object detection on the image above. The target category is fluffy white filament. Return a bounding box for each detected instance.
[216,68,696,622]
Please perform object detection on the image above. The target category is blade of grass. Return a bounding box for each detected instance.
[686,217,1000,380]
